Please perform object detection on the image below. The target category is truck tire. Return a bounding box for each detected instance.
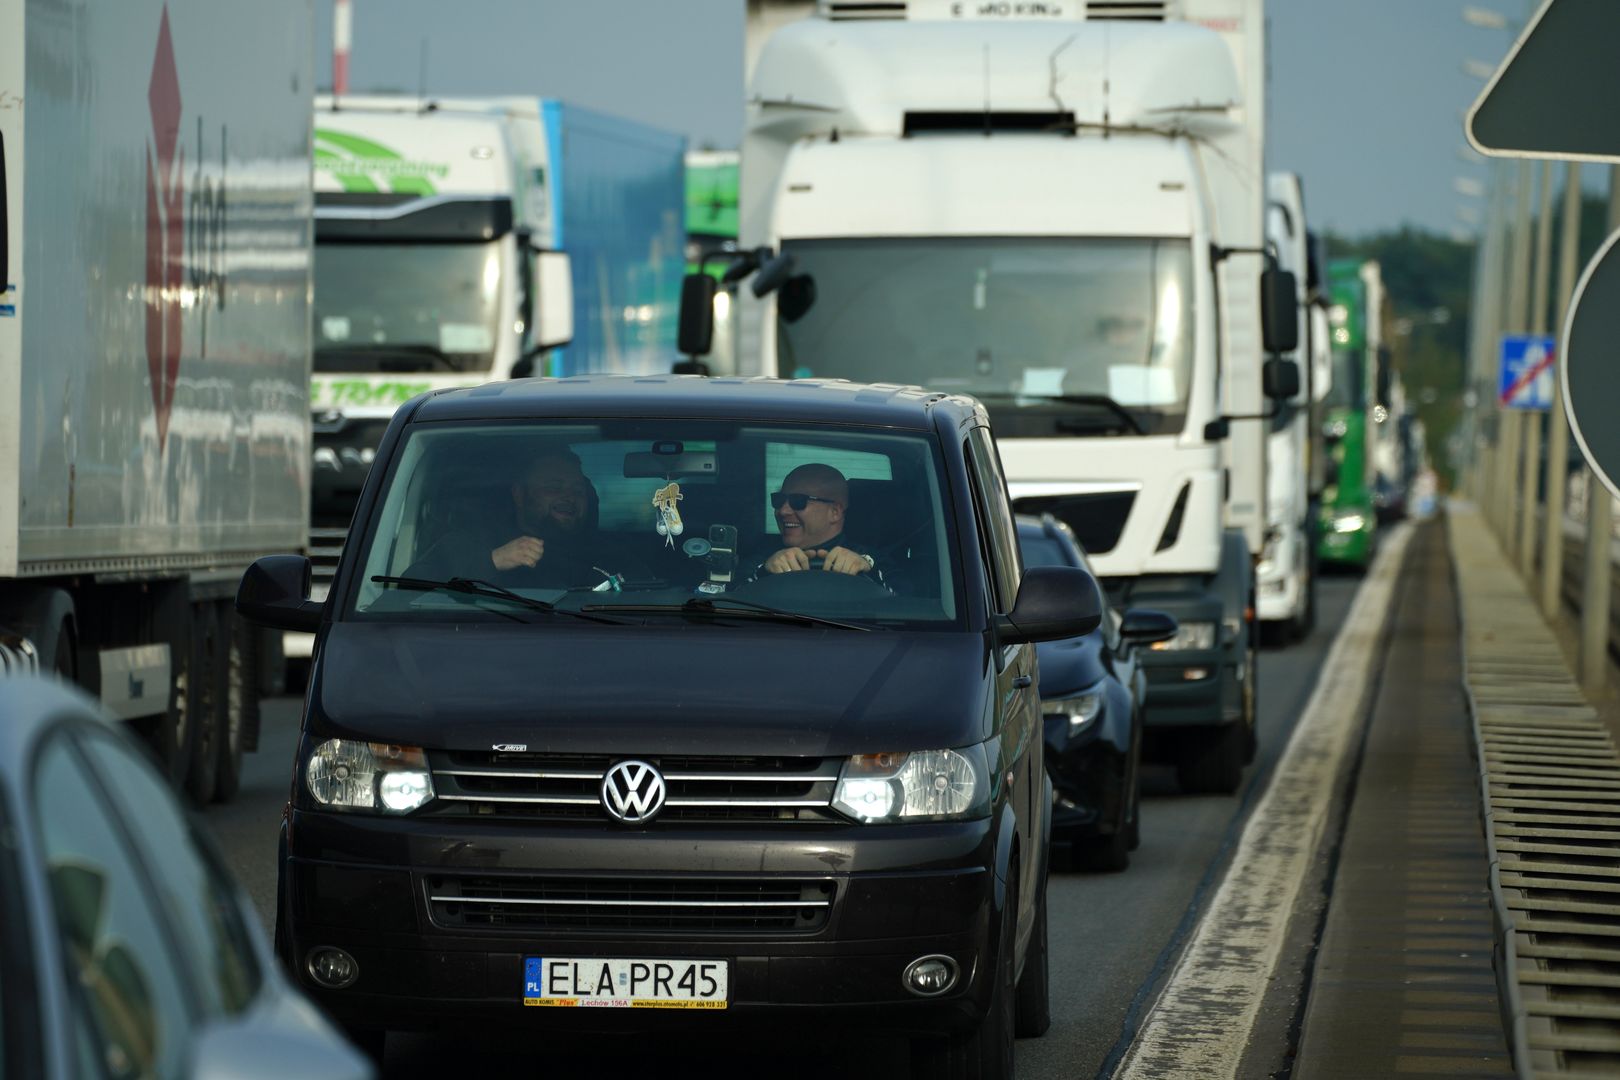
[1176,722,1245,795]
[185,603,226,806]
[213,604,253,803]
[146,594,197,790]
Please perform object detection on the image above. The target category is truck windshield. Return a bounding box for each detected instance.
[314,241,506,374]
[777,237,1196,436]
[346,419,963,629]
[1325,350,1365,410]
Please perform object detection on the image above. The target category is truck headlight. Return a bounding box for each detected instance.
[1150,620,1217,651]
[1046,685,1104,738]
[832,746,991,823]
[305,739,434,813]
[1332,513,1366,534]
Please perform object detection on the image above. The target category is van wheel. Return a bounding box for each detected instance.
[1014,878,1052,1038]
[185,604,224,806]
[911,876,1017,1078]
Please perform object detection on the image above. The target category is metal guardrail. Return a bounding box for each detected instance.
[1453,504,1620,1078]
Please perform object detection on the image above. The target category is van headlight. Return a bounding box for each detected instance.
[1150,620,1217,651]
[305,739,435,813]
[832,746,992,823]
[1046,684,1105,738]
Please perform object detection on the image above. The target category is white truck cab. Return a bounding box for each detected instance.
[690,0,1296,793]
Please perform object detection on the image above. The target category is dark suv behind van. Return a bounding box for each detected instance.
[238,376,1101,1077]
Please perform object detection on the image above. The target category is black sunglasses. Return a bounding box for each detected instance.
[770,491,839,511]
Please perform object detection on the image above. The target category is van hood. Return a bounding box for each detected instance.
[311,622,996,756]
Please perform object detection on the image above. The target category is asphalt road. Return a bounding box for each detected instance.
[203,573,1362,1079]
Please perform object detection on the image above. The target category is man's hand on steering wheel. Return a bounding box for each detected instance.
[765,545,872,576]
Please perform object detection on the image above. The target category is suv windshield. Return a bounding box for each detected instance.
[777,237,1197,436]
[347,419,962,628]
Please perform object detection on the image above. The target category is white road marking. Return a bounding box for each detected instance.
[1115,523,1414,1078]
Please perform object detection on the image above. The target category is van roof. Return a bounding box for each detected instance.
[408,375,982,431]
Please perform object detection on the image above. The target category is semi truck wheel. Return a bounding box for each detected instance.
[213,606,253,803]
[185,603,226,806]
[145,593,197,790]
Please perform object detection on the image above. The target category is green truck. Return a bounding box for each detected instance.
[1318,259,1383,568]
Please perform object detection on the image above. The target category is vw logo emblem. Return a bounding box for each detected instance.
[601,760,668,824]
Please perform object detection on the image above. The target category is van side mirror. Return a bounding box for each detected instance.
[531,250,573,352]
[1263,357,1301,401]
[996,566,1102,644]
[237,556,323,633]
[677,273,716,358]
[1261,268,1300,355]
[1120,608,1178,646]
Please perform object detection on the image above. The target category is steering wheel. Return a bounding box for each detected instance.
[731,560,892,605]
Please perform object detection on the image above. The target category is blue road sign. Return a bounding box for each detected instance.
[1499,334,1557,410]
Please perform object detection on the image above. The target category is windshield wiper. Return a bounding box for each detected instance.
[317,343,462,373]
[978,392,1146,435]
[580,595,871,632]
[371,576,627,625]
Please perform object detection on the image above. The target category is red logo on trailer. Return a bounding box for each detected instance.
[146,6,183,451]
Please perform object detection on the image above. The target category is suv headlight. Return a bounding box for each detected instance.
[1150,620,1217,651]
[1046,684,1104,738]
[305,738,435,813]
[832,746,992,823]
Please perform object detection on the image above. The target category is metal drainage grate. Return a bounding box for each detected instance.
[1452,505,1620,1078]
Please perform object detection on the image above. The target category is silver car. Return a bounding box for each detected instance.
[0,677,370,1080]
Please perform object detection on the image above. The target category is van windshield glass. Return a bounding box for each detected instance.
[347,420,962,628]
[314,241,506,374]
[777,237,1196,436]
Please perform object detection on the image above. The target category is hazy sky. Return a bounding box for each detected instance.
[314,0,1528,238]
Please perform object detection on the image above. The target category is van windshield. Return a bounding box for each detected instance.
[346,420,963,628]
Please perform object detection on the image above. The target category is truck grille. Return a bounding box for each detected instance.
[429,752,845,824]
[426,874,836,933]
[1014,490,1136,555]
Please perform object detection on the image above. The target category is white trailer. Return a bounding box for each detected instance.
[1258,172,1332,641]
[693,0,1296,793]
[0,0,314,803]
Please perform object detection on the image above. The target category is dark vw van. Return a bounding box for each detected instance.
[238,376,1101,1077]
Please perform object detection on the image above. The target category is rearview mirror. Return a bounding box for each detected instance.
[236,556,323,633]
[996,566,1102,644]
[1120,608,1178,646]
[779,273,817,323]
[1261,267,1300,355]
[677,274,716,358]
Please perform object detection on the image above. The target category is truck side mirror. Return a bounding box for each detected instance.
[678,273,716,358]
[1263,358,1301,401]
[531,250,574,352]
[1261,268,1300,355]
[1376,346,1393,410]
[751,250,796,298]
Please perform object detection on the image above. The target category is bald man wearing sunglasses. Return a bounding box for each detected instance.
[758,463,882,579]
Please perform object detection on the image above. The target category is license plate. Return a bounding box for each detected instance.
[522,957,729,1009]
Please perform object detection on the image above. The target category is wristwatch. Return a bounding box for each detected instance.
[860,553,876,570]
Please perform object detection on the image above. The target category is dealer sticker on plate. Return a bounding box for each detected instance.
[523,957,729,1009]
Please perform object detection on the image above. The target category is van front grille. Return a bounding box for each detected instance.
[426,874,836,934]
